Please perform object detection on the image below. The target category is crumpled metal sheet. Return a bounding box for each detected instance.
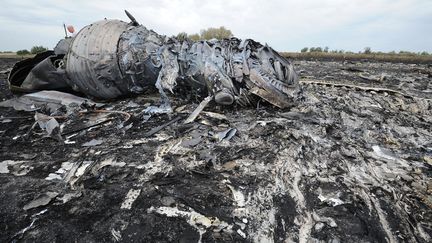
[20,55,70,91]
[8,51,56,92]
[0,90,102,114]
[54,38,72,55]
[34,112,60,137]
[8,51,70,92]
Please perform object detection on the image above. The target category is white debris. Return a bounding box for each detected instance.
[23,192,59,210]
[34,112,60,137]
[148,206,233,243]
[120,189,141,209]
[64,140,76,144]
[59,162,74,172]
[111,228,122,242]
[318,194,345,207]
[372,145,397,161]
[82,139,104,147]
[93,157,126,173]
[237,229,247,238]
[57,192,82,204]
[45,173,62,181]
[215,128,237,142]
[227,184,246,207]
[315,222,325,231]
[313,213,337,228]
[0,160,32,176]
[184,96,213,124]
[45,161,74,181]
[75,161,93,177]
[12,209,48,240]
[0,160,10,173]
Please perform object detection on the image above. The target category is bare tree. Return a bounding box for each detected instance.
[200,26,233,40]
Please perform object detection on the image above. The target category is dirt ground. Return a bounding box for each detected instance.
[1,58,431,242]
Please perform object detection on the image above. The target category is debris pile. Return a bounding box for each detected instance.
[8,12,298,110]
[1,56,431,242]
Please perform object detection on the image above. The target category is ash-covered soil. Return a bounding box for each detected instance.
[1,58,431,242]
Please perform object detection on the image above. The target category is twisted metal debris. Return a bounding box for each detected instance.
[9,11,298,109]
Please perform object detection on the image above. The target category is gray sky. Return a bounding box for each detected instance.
[1,0,431,53]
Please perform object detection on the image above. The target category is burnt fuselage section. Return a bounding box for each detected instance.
[9,16,299,108]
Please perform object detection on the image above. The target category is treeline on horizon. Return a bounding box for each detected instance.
[2,47,430,56]
[300,47,431,56]
[0,46,48,55]
[1,29,430,58]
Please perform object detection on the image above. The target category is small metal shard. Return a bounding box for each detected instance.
[144,116,182,137]
[184,96,213,124]
[124,10,139,26]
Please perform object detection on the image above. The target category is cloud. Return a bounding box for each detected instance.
[0,0,431,52]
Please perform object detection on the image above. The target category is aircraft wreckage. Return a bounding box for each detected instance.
[2,10,432,243]
[8,11,299,111]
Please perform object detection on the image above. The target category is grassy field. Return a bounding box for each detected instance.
[0,53,34,59]
[1,52,431,64]
[281,52,432,64]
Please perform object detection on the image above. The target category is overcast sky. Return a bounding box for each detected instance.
[0,0,431,53]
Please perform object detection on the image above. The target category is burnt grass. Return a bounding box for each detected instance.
[1,57,432,242]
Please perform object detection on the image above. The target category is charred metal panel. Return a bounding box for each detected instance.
[54,38,72,55]
[8,51,55,92]
[20,54,70,91]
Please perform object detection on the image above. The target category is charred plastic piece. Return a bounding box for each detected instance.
[8,11,299,108]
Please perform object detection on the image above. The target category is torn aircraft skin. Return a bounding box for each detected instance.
[8,10,299,109]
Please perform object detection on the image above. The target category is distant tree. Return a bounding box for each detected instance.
[30,46,48,54]
[315,47,323,52]
[364,47,372,54]
[200,26,233,40]
[420,51,429,56]
[324,46,329,53]
[16,49,30,55]
[309,47,316,52]
[188,33,201,41]
[300,47,308,53]
[399,50,416,56]
[176,32,188,41]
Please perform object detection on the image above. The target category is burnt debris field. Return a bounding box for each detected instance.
[1,57,432,242]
